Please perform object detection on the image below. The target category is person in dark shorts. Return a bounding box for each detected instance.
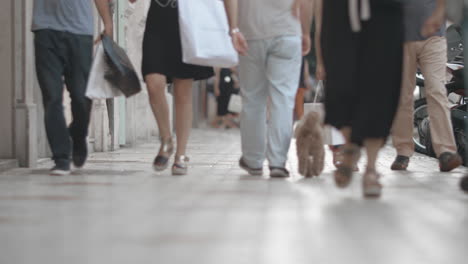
[316,0,404,197]
[134,0,216,175]
[32,0,113,175]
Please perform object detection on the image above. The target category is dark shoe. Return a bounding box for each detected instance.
[460,175,468,192]
[239,158,263,176]
[153,137,174,172]
[439,152,462,172]
[391,155,410,171]
[50,163,71,176]
[334,144,360,188]
[72,137,88,168]
[269,167,290,178]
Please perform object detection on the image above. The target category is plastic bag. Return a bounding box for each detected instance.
[178,0,239,67]
[86,43,124,99]
[101,35,142,98]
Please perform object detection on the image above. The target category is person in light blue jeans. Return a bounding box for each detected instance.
[224,0,313,177]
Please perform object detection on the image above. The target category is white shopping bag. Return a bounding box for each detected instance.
[228,94,242,113]
[303,81,345,146]
[178,0,239,67]
[86,43,124,99]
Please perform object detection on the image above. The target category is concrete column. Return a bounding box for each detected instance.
[12,0,37,167]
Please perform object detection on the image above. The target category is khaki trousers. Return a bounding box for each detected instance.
[392,37,457,157]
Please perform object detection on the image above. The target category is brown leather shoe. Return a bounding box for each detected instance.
[439,152,462,172]
[390,155,410,171]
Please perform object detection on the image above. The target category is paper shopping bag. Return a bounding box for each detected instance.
[178,0,239,67]
[86,43,124,99]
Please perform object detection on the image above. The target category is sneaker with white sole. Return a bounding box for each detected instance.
[269,167,290,178]
[50,164,71,176]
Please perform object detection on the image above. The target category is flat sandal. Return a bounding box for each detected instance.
[333,144,361,188]
[153,137,174,172]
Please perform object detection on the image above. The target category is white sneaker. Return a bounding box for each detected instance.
[50,166,71,176]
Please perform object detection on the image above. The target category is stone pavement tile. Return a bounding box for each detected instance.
[0,129,467,264]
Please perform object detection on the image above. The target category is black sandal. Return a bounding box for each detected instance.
[153,137,174,172]
[333,144,360,188]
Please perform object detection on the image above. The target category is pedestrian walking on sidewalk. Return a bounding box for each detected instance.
[224,0,313,178]
[33,0,114,176]
[315,0,404,197]
[134,0,239,175]
[390,0,462,172]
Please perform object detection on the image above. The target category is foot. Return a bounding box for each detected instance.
[172,155,189,176]
[439,152,462,172]
[72,137,88,168]
[269,167,290,178]
[153,137,174,172]
[332,146,359,171]
[239,158,263,176]
[363,169,382,198]
[460,175,468,192]
[50,163,71,176]
[390,155,410,171]
[333,145,360,188]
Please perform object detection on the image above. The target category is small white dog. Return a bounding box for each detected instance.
[294,111,325,177]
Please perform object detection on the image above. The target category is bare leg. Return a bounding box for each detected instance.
[145,74,171,140]
[362,138,384,197]
[173,78,193,158]
[363,138,384,171]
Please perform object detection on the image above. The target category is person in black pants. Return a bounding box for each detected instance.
[212,68,240,129]
[33,0,113,175]
[316,0,404,197]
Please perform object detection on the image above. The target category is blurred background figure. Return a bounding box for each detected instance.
[294,58,313,121]
[211,68,240,129]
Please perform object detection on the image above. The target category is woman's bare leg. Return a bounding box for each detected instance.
[173,78,193,157]
[145,73,171,140]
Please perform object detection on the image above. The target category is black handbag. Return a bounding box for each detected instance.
[101,35,141,98]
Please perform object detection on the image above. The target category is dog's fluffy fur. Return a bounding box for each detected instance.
[294,111,325,177]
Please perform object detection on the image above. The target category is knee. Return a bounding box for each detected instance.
[146,81,166,102]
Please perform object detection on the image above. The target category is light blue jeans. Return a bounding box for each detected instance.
[238,35,302,168]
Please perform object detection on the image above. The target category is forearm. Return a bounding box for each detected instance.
[314,0,323,65]
[94,0,113,30]
[300,0,314,35]
[223,0,239,31]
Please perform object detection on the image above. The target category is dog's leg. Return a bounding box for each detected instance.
[297,138,310,176]
[311,145,325,176]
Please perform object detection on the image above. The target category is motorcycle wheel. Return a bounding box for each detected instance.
[413,98,436,157]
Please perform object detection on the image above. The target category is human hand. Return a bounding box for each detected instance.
[302,35,311,55]
[421,8,445,37]
[316,63,326,80]
[231,30,249,56]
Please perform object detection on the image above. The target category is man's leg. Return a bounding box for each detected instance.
[419,37,461,171]
[238,40,269,170]
[419,37,457,156]
[265,36,302,170]
[63,33,93,167]
[34,30,70,171]
[391,42,418,158]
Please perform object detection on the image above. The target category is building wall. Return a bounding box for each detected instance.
[0,0,14,158]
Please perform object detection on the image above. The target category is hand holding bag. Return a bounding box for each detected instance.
[228,94,242,113]
[86,43,124,99]
[303,81,345,145]
[178,0,239,67]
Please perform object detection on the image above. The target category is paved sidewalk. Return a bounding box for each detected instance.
[0,129,467,264]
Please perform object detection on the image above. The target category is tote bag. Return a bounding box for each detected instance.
[228,94,242,113]
[303,81,345,145]
[86,43,124,99]
[178,0,239,67]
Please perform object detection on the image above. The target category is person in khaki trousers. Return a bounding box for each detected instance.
[391,0,462,172]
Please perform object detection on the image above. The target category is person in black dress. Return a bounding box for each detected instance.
[131,0,214,175]
[212,68,240,129]
[315,0,404,197]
